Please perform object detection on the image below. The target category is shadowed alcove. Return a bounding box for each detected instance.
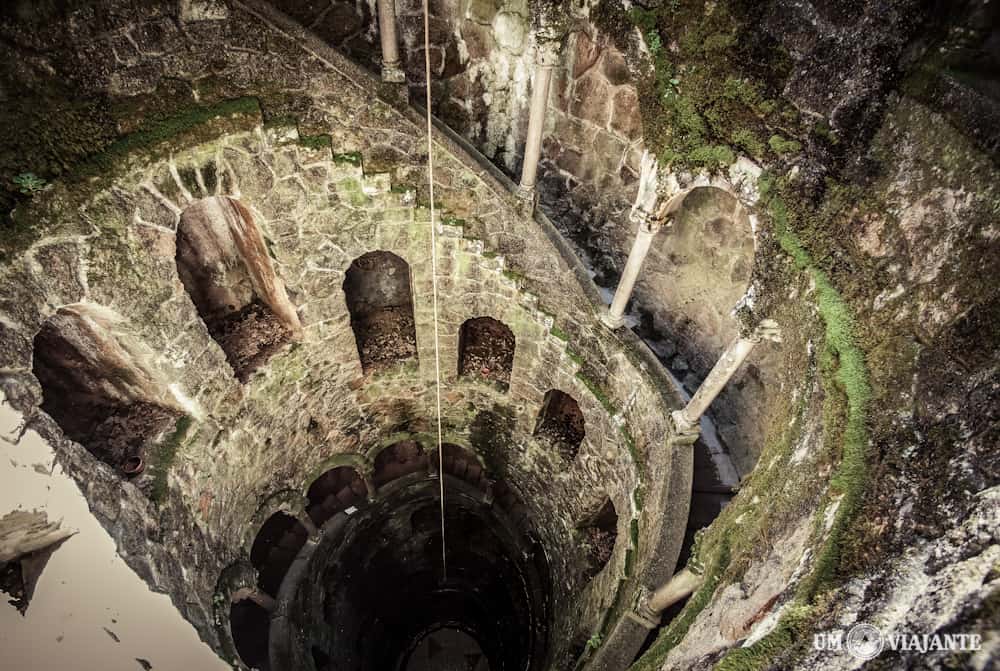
[250,511,309,597]
[343,251,419,373]
[305,466,368,526]
[458,316,516,389]
[533,389,586,461]
[31,305,182,475]
[578,498,618,580]
[175,196,301,382]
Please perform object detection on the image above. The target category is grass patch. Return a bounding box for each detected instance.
[332,151,362,166]
[575,372,617,414]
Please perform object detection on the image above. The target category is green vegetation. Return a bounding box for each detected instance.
[79,97,260,179]
[631,540,731,670]
[574,372,616,414]
[298,134,333,150]
[12,173,46,195]
[151,415,194,504]
[549,324,571,341]
[592,0,805,171]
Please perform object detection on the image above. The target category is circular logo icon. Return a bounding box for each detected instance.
[845,623,884,660]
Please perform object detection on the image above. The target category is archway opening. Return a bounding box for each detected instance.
[31,307,181,474]
[578,498,618,580]
[250,511,308,597]
[372,441,428,488]
[230,598,271,671]
[175,196,299,382]
[305,466,367,527]
[533,390,585,461]
[458,317,516,390]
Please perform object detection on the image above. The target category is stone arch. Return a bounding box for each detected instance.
[533,389,585,461]
[30,304,183,475]
[429,443,491,495]
[371,440,428,488]
[175,196,301,382]
[643,185,754,382]
[577,497,618,580]
[342,250,418,373]
[249,511,309,597]
[457,316,516,390]
[305,465,368,527]
[230,597,271,671]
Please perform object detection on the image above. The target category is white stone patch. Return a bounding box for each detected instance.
[873,283,905,310]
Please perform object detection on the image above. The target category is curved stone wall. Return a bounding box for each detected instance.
[0,2,687,665]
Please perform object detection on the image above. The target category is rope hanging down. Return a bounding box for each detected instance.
[421,0,447,582]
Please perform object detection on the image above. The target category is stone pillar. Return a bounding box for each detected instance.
[600,152,665,329]
[296,512,319,539]
[672,319,782,433]
[647,567,703,614]
[600,212,664,329]
[377,0,405,83]
[516,41,561,213]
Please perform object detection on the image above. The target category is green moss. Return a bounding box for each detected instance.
[79,97,260,179]
[575,372,617,414]
[298,134,333,150]
[768,134,803,155]
[631,540,731,671]
[565,348,584,366]
[332,151,363,166]
[550,324,571,341]
[151,415,193,504]
[715,605,815,671]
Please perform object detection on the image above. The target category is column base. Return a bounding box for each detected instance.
[599,310,626,330]
[669,410,700,444]
[515,183,536,216]
[381,62,406,84]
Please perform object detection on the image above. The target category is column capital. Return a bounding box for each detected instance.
[747,318,782,344]
[600,310,627,330]
[535,39,562,67]
[629,206,664,234]
[668,410,700,442]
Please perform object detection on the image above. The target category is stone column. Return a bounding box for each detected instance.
[600,152,665,329]
[516,41,561,213]
[646,567,704,614]
[600,212,664,329]
[377,0,405,83]
[672,319,782,433]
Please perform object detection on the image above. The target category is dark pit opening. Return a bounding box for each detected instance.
[533,389,585,461]
[458,317,515,390]
[230,598,271,671]
[343,251,418,373]
[578,498,618,580]
[250,511,309,597]
[31,308,181,473]
[275,471,551,671]
[305,465,368,526]
[176,196,295,382]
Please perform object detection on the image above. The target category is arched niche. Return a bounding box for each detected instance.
[305,466,367,527]
[578,498,618,580]
[342,251,418,373]
[175,196,301,382]
[230,597,271,671]
[31,305,183,475]
[250,511,308,597]
[457,316,515,390]
[429,443,490,494]
[372,440,427,488]
[533,389,585,461]
[644,186,754,376]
